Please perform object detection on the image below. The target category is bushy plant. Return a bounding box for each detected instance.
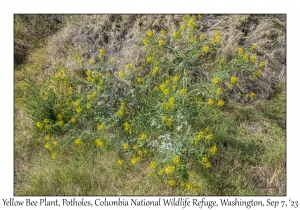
[24,14,266,193]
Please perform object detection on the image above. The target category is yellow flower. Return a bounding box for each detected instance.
[166,119,173,127]
[118,71,124,78]
[214,35,221,43]
[238,48,244,55]
[206,133,214,140]
[124,122,130,133]
[190,36,196,43]
[173,31,180,38]
[45,125,50,131]
[53,141,58,146]
[158,39,164,46]
[200,34,205,41]
[205,162,211,168]
[36,122,43,129]
[217,100,225,107]
[95,139,104,148]
[173,156,180,165]
[133,144,138,150]
[219,58,225,64]
[230,76,238,84]
[168,180,176,186]
[252,43,257,49]
[188,18,195,28]
[45,135,50,141]
[70,117,76,124]
[180,88,186,95]
[165,165,175,174]
[131,157,141,165]
[45,142,51,149]
[154,86,159,91]
[74,101,80,107]
[67,87,73,95]
[106,72,110,77]
[86,104,92,109]
[259,62,265,67]
[160,30,165,36]
[207,99,214,105]
[57,113,63,120]
[249,92,256,99]
[86,70,91,77]
[163,89,170,96]
[146,57,152,63]
[210,145,217,155]
[152,66,159,75]
[51,153,57,159]
[217,88,222,94]
[203,46,209,53]
[142,39,149,45]
[158,169,165,176]
[201,156,208,163]
[118,159,124,166]
[138,150,143,156]
[97,124,104,131]
[256,70,262,77]
[137,77,143,83]
[147,29,153,37]
[109,57,115,63]
[159,84,166,91]
[150,161,156,169]
[173,76,179,83]
[186,182,193,190]
[243,53,249,60]
[140,133,147,140]
[228,83,233,89]
[75,138,82,146]
[126,64,131,69]
[117,109,124,116]
[250,56,256,63]
[213,77,220,85]
[58,120,64,126]
[43,118,49,124]
[99,49,105,55]
[89,59,95,64]
[123,143,129,150]
[198,14,202,19]
[147,171,153,177]
[181,24,186,30]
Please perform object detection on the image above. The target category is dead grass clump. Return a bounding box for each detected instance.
[203,14,286,101]
[249,163,286,195]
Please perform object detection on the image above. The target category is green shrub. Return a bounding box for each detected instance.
[24,14,266,192]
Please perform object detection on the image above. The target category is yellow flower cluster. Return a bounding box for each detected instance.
[150,161,156,169]
[152,66,159,75]
[173,156,180,165]
[75,138,82,146]
[123,121,131,133]
[210,145,217,155]
[230,76,238,84]
[117,102,125,116]
[165,97,175,111]
[131,156,141,165]
[163,116,173,127]
[95,139,104,148]
[165,165,175,174]
[203,46,209,53]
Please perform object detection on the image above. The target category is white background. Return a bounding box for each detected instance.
[0,0,298,209]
